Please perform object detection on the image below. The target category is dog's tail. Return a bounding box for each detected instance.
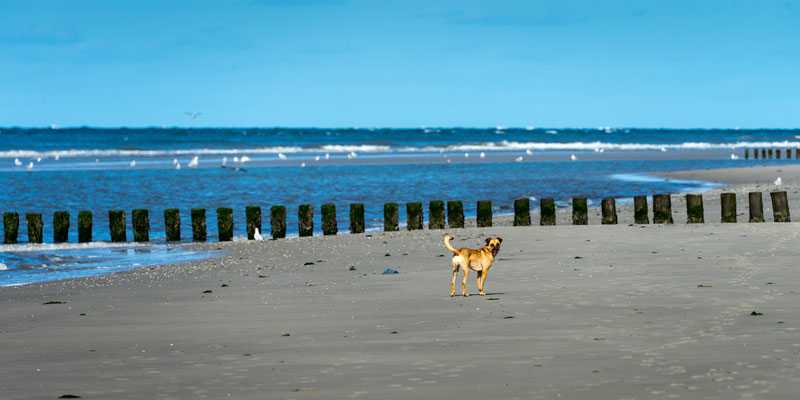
[443,235,459,253]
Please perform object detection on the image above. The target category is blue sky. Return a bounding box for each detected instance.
[1,0,798,128]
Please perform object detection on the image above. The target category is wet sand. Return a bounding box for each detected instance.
[2,164,800,399]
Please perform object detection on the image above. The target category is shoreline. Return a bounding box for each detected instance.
[2,164,800,398]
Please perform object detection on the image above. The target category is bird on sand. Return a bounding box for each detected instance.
[774,177,782,186]
[254,228,264,241]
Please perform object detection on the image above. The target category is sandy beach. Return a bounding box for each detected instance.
[3,164,800,399]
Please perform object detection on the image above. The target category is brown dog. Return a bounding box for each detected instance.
[444,235,502,297]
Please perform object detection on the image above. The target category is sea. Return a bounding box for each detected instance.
[1,126,799,286]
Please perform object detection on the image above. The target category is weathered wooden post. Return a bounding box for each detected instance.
[720,193,736,223]
[477,200,492,227]
[349,204,364,234]
[744,149,749,159]
[634,195,649,224]
[754,148,759,159]
[217,207,233,241]
[761,149,767,159]
[787,149,792,159]
[109,210,126,242]
[245,206,261,240]
[770,191,790,222]
[601,197,617,224]
[540,198,556,226]
[514,198,531,226]
[685,194,704,223]
[383,203,399,232]
[78,211,92,243]
[652,194,673,224]
[132,209,149,242]
[429,201,445,229]
[271,205,286,239]
[768,149,773,159]
[796,148,799,159]
[26,213,43,244]
[447,201,464,229]
[572,197,588,225]
[299,204,314,237]
[3,212,18,244]
[321,203,337,235]
[164,209,180,242]
[776,149,781,159]
[191,208,207,241]
[406,202,423,230]
[53,211,70,243]
[748,192,764,222]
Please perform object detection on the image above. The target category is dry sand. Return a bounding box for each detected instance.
[2,165,800,399]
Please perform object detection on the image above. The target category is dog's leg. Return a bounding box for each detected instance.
[461,267,469,297]
[476,270,483,295]
[479,271,488,295]
[450,258,459,297]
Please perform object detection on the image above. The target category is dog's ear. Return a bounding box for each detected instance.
[497,237,503,244]
[484,237,491,245]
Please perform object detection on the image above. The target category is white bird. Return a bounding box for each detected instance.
[570,154,577,161]
[325,153,330,159]
[774,177,782,186]
[25,162,33,169]
[464,153,469,158]
[184,112,202,119]
[526,149,533,155]
[480,152,485,158]
[278,153,287,160]
[233,156,239,163]
[347,154,352,160]
[300,162,306,168]
[660,146,667,152]
[240,156,250,163]
[175,163,181,170]
[130,160,136,167]
[188,156,199,168]
[349,151,358,158]
[446,159,451,164]
[54,154,60,161]
[14,158,21,166]
[173,159,178,165]
[315,155,320,161]
[730,154,738,160]
[515,156,523,162]
[254,228,264,241]
[222,157,227,166]
[36,157,41,162]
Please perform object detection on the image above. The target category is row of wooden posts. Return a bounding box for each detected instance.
[744,148,799,159]
[0,191,791,245]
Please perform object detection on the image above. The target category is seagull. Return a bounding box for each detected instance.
[446,159,451,164]
[253,228,264,241]
[222,157,227,166]
[515,156,523,162]
[570,154,577,161]
[54,154,60,161]
[464,153,469,158]
[240,156,251,163]
[480,152,485,158]
[188,156,199,168]
[774,177,782,186]
[526,149,533,155]
[14,158,21,166]
[349,151,358,158]
[130,160,136,167]
[300,162,306,168]
[278,153,287,160]
[36,157,41,162]
[660,146,667,152]
[233,156,239,163]
[25,162,33,169]
[173,159,178,165]
[315,155,320,161]
[730,154,738,160]
[325,153,330,160]
[175,163,181,170]
[184,112,202,119]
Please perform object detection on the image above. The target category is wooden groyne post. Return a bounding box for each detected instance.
[26,213,43,244]
[246,206,261,240]
[762,149,767,159]
[298,204,314,237]
[78,211,92,243]
[514,198,531,226]
[685,194,704,223]
[634,195,649,224]
[770,191,790,222]
[3,212,18,244]
[164,209,180,242]
[191,208,207,241]
[109,210,126,242]
[540,198,556,225]
[744,149,749,159]
[753,148,759,159]
[748,192,764,222]
[601,197,617,224]
[322,203,337,235]
[407,202,423,230]
[271,206,286,239]
[653,194,673,224]
[53,211,70,243]
[217,207,234,241]
[350,203,365,234]
[572,197,588,225]
[477,200,492,227]
[720,193,736,223]
[384,203,399,231]
[132,209,149,242]
[447,201,464,229]
[429,201,445,229]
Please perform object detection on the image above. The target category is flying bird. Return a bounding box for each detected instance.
[188,156,199,168]
[184,112,202,119]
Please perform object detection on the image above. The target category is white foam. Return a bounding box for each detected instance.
[1,241,164,253]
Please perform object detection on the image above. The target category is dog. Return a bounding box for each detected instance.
[444,235,502,297]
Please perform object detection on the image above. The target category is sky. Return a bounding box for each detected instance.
[0,0,799,128]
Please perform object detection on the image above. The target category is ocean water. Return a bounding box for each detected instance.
[1,127,799,285]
